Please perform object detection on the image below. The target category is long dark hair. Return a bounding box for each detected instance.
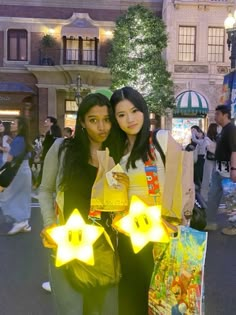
[59,93,115,190]
[207,123,218,141]
[16,116,31,152]
[110,86,151,169]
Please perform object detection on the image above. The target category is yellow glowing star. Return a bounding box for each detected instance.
[114,195,171,253]
[47,209,104,267]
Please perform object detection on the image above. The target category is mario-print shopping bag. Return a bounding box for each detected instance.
[148,226,208,315]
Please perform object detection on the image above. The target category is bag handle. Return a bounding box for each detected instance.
[152,129,166,167]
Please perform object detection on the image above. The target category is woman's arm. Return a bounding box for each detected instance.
[0,136,10,153]
[7,136,25,162]
[191,131,204,145]
[39,138,64,227]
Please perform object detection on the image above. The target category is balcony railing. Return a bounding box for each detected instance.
[38,48,97,66]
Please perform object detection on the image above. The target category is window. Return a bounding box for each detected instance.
[208,27,224,62]
[82,39,96,65]
[178,26,196,61]
[66,38,79,64]
[65,100,77,129]
[7,29,27,61]
[65,37,97,65]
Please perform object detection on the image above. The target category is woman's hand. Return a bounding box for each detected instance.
[40,224,58,249]
[113,172,129,190]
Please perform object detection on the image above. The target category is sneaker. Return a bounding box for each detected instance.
[42,281,51,293]
[228,214,236,223]
[204,223,218,231]
[31,192,39,200]
[221,226,236,236]
[21,224,32,233]
[7,221,28,235]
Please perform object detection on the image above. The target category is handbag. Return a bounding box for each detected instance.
[206,150,215,161]
[0,151,26,188]
[190,192,207,231]
[65,232,121,291]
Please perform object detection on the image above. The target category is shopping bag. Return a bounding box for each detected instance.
[222,178,236,212]
[149,226,208,315]
[162,135,195,223]
[90,148,128,212]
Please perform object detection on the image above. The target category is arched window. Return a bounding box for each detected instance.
[7,29,28,61]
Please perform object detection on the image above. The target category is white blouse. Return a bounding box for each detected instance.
[119,131,167,206]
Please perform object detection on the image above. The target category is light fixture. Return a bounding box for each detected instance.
[104,30,113,38]
[224,11,236,69]
[0,110,20,116]
[48,28,55,35]
[224,13,236,30]
[75,73,83,105]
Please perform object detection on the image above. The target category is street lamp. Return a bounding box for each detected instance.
[75,73,82,105]
[224,12,236,69]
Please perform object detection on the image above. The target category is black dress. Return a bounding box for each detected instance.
[64,163,116,315]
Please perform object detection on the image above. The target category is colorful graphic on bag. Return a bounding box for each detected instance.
[145,165,160,196]
[222,178,236,212]
[144,135,161,197]
[149,226,207,315]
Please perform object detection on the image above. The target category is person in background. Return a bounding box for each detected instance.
[0,121,5,167]
[200,123,218,203]
[63,127,73,138]
[33,116,62,192]
[191,125,206,189]
[205,105,236,232]
[41,116,62,161]
[110,86,170,315]
[30,134,44,187]
[1,122,12,165]
[39,93,127,315]
[0,116,32,235]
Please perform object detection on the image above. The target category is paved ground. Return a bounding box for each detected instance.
[0,201,235,314]
[205,210,236,315]
[0,201,56,315]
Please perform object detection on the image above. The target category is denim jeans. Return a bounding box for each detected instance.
[206,171,224,223]
[49,255,118,315]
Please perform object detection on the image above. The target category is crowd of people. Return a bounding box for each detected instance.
[186,106,236,235]
[0,87,235,314]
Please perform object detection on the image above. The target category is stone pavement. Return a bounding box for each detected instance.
[205,208,236,315]
[0,201,235,314]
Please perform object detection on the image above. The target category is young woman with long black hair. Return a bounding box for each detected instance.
[39,93,128,315]
[110,86,168,315]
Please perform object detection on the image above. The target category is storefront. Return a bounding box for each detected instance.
[172,90,209,147]
[0,82,36,134]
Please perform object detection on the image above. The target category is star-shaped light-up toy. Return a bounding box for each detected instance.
[114,195,172,253]
[47,209,104,267]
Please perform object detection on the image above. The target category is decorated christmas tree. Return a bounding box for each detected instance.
[108,5,174,115]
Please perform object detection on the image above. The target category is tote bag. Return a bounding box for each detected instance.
[149,226,208,315]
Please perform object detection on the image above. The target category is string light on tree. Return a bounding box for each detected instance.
[108,4,174,115]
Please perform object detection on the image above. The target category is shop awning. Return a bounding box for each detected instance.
[0,82,35,94]
[174,90,209,115]
[61,18,99,38]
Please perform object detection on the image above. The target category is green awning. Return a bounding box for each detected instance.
[174,90,209,115]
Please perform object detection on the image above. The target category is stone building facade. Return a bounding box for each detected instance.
[163,0,231,127]
[0,0,231,137]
